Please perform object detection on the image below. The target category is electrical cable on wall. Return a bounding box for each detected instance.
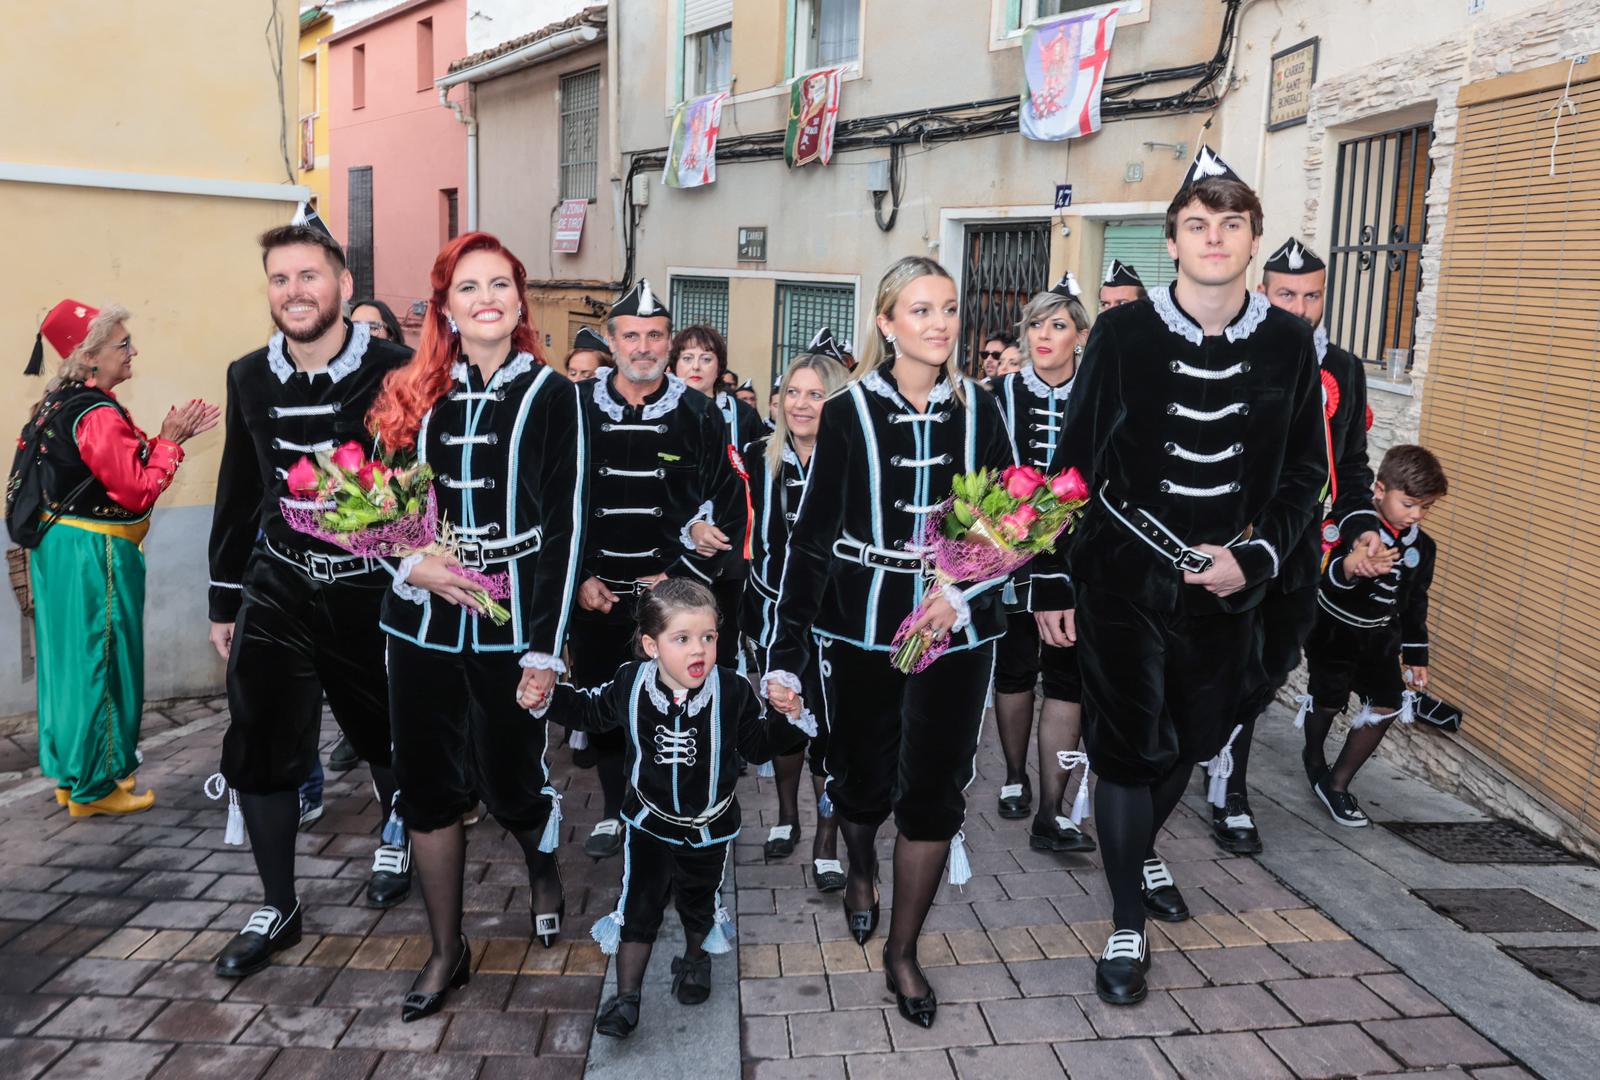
[267,1,295,185]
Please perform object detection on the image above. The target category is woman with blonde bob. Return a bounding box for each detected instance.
[743,346,849,881]
[763,257,1015,1029]
[13,300,218,816]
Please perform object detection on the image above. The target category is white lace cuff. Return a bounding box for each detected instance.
[761,671,803,699]
[679,500,715,551]
[939,584,972,633]
[789,708,819,738]
[392,553,428,605]
[519,652,567,673]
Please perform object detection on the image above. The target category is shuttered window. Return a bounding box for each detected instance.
[1101,221,1175,289]
[684,0,733,34]
[1418,60,1600,837]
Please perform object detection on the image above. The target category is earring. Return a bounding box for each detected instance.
[885,334,897,354]
[1075,344,1084,357]
[518,306,524,318]
[446,314,459,334]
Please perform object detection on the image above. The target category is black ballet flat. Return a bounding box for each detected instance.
[671,951,713,1005]
[594,991,642,1038]
[883,950,937,1028]
[843,897,880,945]
[401,936,470,1022]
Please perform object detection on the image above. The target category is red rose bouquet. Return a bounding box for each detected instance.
[889,465,1089,673]
[279,440,511,624]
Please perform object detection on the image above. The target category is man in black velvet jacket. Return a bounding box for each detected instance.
[1031,148,1325,1006]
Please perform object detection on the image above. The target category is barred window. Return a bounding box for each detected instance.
[347,166,374,298]
[670,276,730,337]
[560,68,600,202]
[774,281,855,384]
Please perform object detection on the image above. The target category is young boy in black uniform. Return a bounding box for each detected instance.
[1302,444,1446,827]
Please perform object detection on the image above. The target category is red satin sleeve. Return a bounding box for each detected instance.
[74,406,185,514]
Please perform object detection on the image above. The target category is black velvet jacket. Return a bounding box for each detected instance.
[765,368,1017,681]
[208,322,412,622]
[1319,516,1434,667]
[1279,330,1375,592]
[378,352,585,657]
[741,432,809,647]
[715,391,767,457]
[1035,287,1325,615]
[542,661,805,845]
[578,368,745,594]
[995,363,1077,611]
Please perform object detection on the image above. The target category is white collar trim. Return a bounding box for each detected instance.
[642,660,715,717]
[1150,286,1271,346]
[593,367,687,422]
[1020,363,1073,401]
[863,369,954,409]
[265,320,372,385]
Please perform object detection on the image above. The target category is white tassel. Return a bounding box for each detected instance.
[947,830,972,886]
[538,790,563,853]
[381,791,405,847]
[1057,750,1092,825]
[1398,690,1418,725]
[204,773,246,846]
[703,902,736,954]
[569,730,588,751]
[591,910,624,955]
[1348,703,1382,729]
[1292,693,1314,730]
[1203,725,1242,809]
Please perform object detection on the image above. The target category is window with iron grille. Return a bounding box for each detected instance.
[959,221,1051,373]
[347,166,374,298]
[442,188,459,243]
[773,281,855,385]
[1326,123,1432,377]
[560,68,601,202]
[671,276,730,337]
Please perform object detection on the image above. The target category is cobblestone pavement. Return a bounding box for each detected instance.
[0,699,617,1080]
[730,714,1544,1080]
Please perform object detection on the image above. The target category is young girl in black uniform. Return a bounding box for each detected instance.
[528,579,806,1038]
[764,256,1016,1029]
[743,344,850,884]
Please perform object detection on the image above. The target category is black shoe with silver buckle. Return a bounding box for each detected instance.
[764,824,799,859]
[1029,814,1097,853]
[585,818,623,859]
[671,952,713,1005]
[595,991,642,1038]
[1095,929,1151,1006]
[328,736,360,772]
[1314,776,1370,828]
[367,841,412,908]
[812,858,847,893]
[997,779,1032,820]
[1211,793,1263,855]
[1141,858,1190,922]
[215,902,302,978]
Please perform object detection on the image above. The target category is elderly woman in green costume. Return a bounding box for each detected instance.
[16,299,218,816]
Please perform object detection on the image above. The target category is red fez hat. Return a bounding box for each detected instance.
[27,299,100,376]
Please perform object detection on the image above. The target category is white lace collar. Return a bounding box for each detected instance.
[449,351,535,391]
[641,660,715,717]
[265,320,371,384]
[1313,324,1329,364]
[863,369,954,410]
[1020,363,1073,401]
[781,441,800,467]
[1150,286,1271,346]
[592,367,688,422]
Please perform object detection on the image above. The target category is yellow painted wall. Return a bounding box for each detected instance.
[725,277,777,387]
[298,10,334,211]
[730,0,788,96]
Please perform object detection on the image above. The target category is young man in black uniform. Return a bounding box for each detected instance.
[206,211,415,978]
[1032,149,1325,1005]
[570,279,746,858]
[1208,239,1383,854]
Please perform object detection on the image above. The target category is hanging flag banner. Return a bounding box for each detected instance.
[785,66,846,168]
[663,90,730,189]
[1020,6,1120,142]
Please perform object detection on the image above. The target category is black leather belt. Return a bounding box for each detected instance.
[831,536,924,573]
[1098,483,1244,575]
[265,540,377,583]
[596,576,654,596]
[454,528,542,570]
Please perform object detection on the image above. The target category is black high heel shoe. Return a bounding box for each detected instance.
[842,896,879,945]
[883,949,937,1028]
[401,936,471,1022]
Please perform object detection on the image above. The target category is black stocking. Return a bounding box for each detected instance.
[1328,717,1394,792]
[409,821,466,994]
[1034,698,1083,822]
[1093,776,1153,933]
[1224,715,1256,799]
[837,819,880,912]
[993,690,1035,787]
[505,823,563,916]
[811,775,838,861]
[239,791,299,912]
[1303,706,1339,781]
[883,835,946,999]
[772,750,804,829]
[615,941,651,996]
[1147,761,1193,855]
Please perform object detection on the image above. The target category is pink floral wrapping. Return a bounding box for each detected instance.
[279,489,511,599]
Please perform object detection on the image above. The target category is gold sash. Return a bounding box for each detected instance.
[55,515,151,546]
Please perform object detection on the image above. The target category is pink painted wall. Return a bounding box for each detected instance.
[327,0,466,339]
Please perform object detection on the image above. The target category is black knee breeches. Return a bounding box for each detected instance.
[615,826,730,945]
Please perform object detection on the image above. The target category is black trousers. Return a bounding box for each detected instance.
[817,637,994,841]
[993,610,1083,701]
[220,556,392,795]
[1234,584,1319,726]
[1075,583,1253,786]
[617,826,728,945]
[387,637,554,833]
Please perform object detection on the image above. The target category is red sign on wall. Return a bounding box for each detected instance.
[553,199,587,254]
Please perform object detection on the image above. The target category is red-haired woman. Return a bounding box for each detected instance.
[369,233,587,1021]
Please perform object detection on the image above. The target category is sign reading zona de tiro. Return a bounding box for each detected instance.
[1268,37,1318,131]
[738,226,767,262]
[553,199,587,254]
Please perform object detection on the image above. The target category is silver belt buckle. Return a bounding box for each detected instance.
[305,552,336,583]
[1176,549,1213,575]
[456,541,485,569]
